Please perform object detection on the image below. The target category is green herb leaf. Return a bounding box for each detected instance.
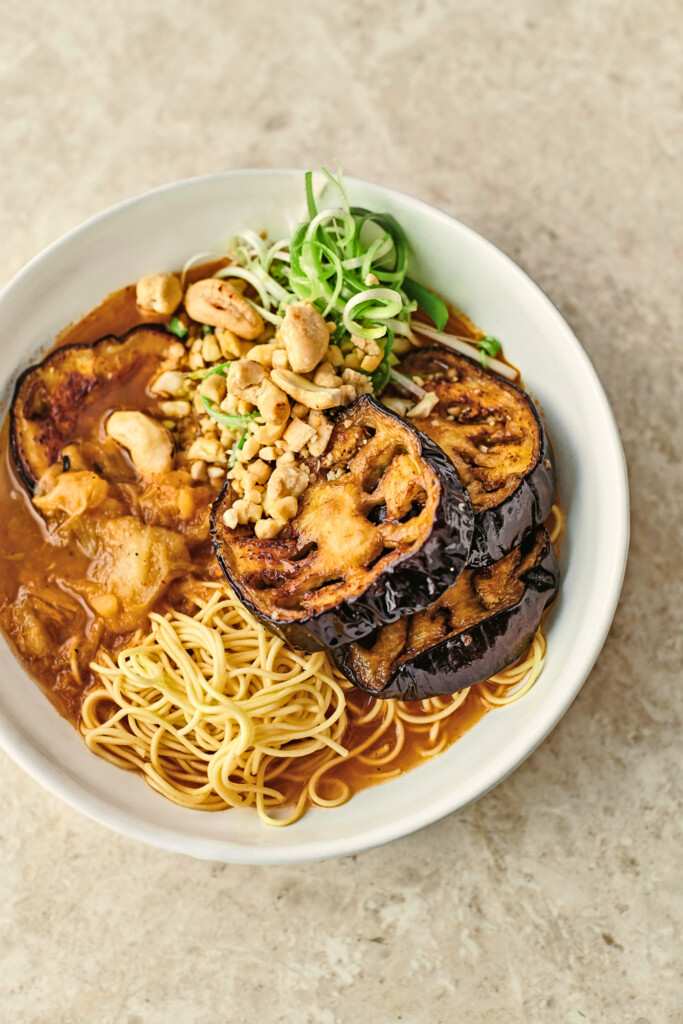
[477,335,502,367]
[478,335,502,356]
[305,171,317,219]
[168,317,188,339]
[402,278,448,331]
[201,324,213,336]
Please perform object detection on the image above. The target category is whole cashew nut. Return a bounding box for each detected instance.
[270,368,342,410]
[184,279,264,340]
[279,301,330,372]
[106,411,174,477]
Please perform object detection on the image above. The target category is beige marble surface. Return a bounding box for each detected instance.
[0,1,681,1021]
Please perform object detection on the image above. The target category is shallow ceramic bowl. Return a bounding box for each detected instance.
[0,171,629,863]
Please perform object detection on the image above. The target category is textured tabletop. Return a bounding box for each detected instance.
[0,2,681,1022]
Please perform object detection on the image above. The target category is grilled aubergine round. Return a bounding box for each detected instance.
[397,348,556,566]
[10,326,173,492]
[211,395,475,652]
[333,526,559,700]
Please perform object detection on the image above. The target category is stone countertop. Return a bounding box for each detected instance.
[0,2,680,1022]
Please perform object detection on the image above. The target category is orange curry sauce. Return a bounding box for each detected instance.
[0,277,496,800]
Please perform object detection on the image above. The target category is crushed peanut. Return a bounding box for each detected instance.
[254,518,281,539]
[198,373,226,405]
[190,460,208,482]
[201,334,222,363]
[161,400,192,419]
[283,417,317,453]
[187,437,227,464]
[151,370,187,397]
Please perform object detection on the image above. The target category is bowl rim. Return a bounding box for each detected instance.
[0,169,629,863]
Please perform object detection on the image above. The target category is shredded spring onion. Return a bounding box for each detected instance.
[180,250,230,286]
[229,430,248,466]
[412,323,517,380]
[342,288,404,340]
[217,167,418,393]
[213,265,275,309]
[188,166,515,396]
[202,361,231,379]
[186,360,231,381]
[389,369,427,400]
[200,395,257,429]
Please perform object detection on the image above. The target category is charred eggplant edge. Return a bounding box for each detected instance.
[397,348,557,567]
[210,397,475,652]
[333,527,560,700]
[9,325,172,493]
[467,383,556,567]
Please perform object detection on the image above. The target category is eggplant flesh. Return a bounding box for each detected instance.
[396,348,556,566]
[10,326,172,492]
[211,395,474,652]
[333,527,559,700]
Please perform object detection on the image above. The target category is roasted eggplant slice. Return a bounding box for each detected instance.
[333,527,559,700]
[10,326,172,492]
[396,348,556,566]
[211,395,474,651]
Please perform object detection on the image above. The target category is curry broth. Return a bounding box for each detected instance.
[0,271,491,802]
[0,327,217,718]
[0,272,217,719]
[0,431,96,716]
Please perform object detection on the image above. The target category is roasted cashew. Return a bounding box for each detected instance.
[270,368,342,410]
[257,378,290,424]
[279,301,330,372]
[106,411,174,477]
[227,359,266,403]
[184,279,264,339]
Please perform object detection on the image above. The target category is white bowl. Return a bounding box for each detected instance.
[0,171,628,863]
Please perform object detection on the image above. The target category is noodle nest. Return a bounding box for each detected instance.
[82,586,352,825]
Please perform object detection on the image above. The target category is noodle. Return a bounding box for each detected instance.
[81,587,350,826]
[81,501,564,825]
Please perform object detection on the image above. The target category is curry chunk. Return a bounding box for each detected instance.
[84,517,191,632]
[33,470,109,522]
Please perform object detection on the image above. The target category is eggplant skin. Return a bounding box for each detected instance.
[10,326,172,493]
[211,396,475,652]
[396,348,556,567]
[468,412,555,567]
[333,527,560,700]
